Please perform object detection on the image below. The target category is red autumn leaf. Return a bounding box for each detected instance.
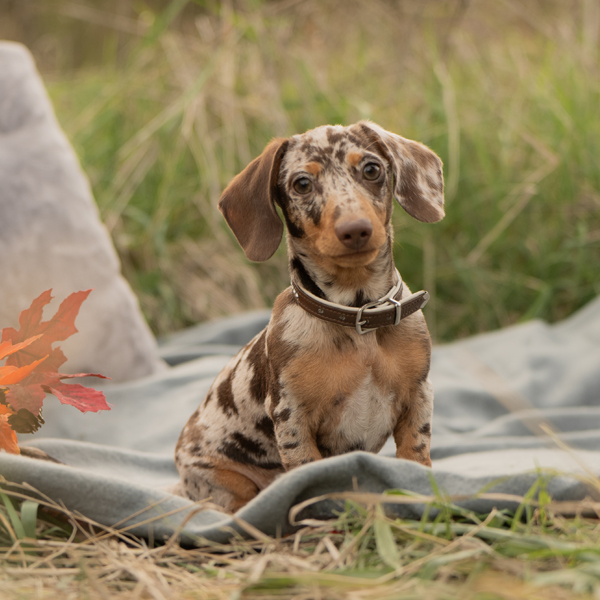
[3,370,110,415]
[0,405,19,455]
[2,289,91,369]
[45,380,111,413]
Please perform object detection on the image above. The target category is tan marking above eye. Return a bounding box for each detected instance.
[304,162,322,176]
[347,152,362,167]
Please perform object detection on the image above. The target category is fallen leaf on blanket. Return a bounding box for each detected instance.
[0,290,110,453]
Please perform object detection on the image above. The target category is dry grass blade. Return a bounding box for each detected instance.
[326,515,375,570]
[116,40,229,163]
[104,142,159,232]
[434,62,460,203]
[539,424,600,498]
[58,1,147,36]
[228,514,274,545]
[466,133,560,265]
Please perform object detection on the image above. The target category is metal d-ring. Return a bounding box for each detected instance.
[387,296,402,326]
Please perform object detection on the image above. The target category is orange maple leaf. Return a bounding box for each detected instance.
[0,356,48,386]
[0,290,111,451]
[0,405,19,455]
[0,335,47,387]
[2,289,91,371]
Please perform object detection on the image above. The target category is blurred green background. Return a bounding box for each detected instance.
[1,0,599,341]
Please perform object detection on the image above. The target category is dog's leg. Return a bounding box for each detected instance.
[393,380,433,467]
[177,460,260,513]
[270,401,322,469]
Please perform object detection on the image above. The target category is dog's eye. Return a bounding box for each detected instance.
[362,163,381,181]
[293,177,313,194]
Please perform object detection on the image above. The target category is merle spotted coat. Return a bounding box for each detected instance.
[175,121,445,512]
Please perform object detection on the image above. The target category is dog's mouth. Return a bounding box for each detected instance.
[328,247,380,266]
[332,248,378,258]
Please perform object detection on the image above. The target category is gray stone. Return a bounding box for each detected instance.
[0,42,167,382]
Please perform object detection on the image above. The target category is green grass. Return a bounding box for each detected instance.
[2,474,600,599]
[19,0,596,339]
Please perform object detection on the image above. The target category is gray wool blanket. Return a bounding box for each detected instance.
[2,299,600,545]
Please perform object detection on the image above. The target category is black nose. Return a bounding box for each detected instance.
[335,218,373,250]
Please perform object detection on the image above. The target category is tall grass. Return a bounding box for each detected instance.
[14,0,600,338]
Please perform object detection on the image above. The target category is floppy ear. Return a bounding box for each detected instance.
[218,139,289,262]
[356,121,445,223]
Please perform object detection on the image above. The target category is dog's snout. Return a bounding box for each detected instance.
[335,218,373,251]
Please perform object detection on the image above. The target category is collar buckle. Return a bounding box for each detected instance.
[356,298,400,335]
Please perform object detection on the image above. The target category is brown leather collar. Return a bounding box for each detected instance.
[291,269,430,335]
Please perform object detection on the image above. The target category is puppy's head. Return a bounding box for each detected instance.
[218,122,444,266]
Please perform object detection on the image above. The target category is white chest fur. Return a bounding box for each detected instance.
[329,370,396,453]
